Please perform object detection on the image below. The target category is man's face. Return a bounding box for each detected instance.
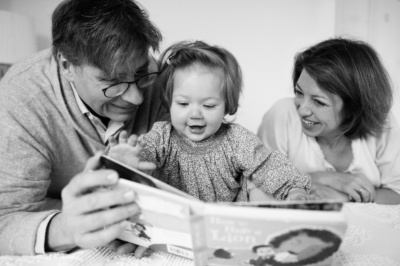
[67,55,150,122]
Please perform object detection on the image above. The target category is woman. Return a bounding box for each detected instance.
[257,38,400,204]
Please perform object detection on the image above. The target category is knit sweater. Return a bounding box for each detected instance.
[0,49,168,255]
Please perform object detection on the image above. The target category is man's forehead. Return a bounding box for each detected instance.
[99,55,150,80]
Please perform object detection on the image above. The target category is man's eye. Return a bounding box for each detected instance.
[135,69,148,79]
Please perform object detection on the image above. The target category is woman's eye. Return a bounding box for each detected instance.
[294,88,303,95]
[314,100,326,107]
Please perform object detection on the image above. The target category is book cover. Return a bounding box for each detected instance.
[101,155,348,266]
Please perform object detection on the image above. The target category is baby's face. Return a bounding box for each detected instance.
[170,64,226,142]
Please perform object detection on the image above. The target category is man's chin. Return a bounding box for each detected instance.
[107,113,132,122]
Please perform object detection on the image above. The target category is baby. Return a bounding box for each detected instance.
[109,41,312,202]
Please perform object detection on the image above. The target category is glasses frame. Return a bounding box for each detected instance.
[102,72,160,98]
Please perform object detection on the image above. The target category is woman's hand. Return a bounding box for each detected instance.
[108,131,156,171]
[310,171,376,203]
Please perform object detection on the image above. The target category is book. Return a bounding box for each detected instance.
[101,155,348,266]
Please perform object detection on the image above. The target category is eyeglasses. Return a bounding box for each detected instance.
[102,72,159,98]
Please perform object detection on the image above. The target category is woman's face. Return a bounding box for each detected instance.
[294,69,344,141]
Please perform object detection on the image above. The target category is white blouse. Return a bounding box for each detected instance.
[257,97,400,195]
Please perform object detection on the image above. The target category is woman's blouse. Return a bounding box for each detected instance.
[139,121,310,202]
[257,97,400,195]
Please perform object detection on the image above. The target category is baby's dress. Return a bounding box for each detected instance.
[139,122,310,202]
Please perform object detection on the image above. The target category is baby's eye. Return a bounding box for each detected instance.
[177,102,188,106]
[203,104,216,109]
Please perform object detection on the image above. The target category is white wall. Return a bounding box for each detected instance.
[1,0,398,133]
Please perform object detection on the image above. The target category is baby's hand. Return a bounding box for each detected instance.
[286,188,319,201]
[108,131,156,171]
[248,181,276,202]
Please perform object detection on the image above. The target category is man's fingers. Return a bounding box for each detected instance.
[66,188,137,215]
[62,169,119,199]
[116,242,139,254]
[75,220,127,249]
[134,246,150,258]
[72,202,140,233]
[83,151,104,172]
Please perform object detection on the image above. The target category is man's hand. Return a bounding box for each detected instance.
[46,152,142,254]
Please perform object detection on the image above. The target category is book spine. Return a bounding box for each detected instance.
[190,215,207,266]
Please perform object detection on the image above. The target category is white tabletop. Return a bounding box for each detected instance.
[1,203,399,266]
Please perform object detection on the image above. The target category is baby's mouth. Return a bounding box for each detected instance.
[188,125,206,133]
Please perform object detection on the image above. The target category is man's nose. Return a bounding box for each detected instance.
[120,83,143,105]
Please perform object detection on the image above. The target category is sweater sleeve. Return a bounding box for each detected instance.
[257,98,295,155]
[231,124,311,200]
[375,114,400,194]
[0,86,62,255]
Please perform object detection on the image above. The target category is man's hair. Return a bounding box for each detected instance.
[156,40,243,116]
[52,0,162,78]
[292,38,393,139]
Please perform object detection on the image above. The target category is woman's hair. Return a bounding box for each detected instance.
[156,40,243,116]
[292,38,393,139]
[52,0,162,79]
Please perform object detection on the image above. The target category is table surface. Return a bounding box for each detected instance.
[1,203,400,266]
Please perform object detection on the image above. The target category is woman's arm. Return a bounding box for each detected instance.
[375,188,400,204]
[309,172,377,203]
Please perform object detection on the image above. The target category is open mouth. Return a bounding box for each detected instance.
[302,118,317,128]
[188,125,205,133]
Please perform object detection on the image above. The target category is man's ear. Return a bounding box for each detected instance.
[57,53,74,82]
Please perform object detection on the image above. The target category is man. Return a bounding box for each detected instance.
[0,0,168,256]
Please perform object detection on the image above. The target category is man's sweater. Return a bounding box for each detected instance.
[0,49,167,255]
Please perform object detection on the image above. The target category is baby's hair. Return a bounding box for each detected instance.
[156,40,242,116]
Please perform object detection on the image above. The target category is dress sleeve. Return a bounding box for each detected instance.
[138,121,171,180]
[231,124,311,200]
[257,98,294,156]
[375,114,400,194]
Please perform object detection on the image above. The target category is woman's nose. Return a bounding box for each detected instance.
[296,100,312,116]
[120,83,143,105]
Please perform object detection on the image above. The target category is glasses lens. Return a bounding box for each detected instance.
[137,73,158,89]
[104,83,129,98]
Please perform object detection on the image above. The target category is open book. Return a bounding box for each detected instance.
[101,155,348,266]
